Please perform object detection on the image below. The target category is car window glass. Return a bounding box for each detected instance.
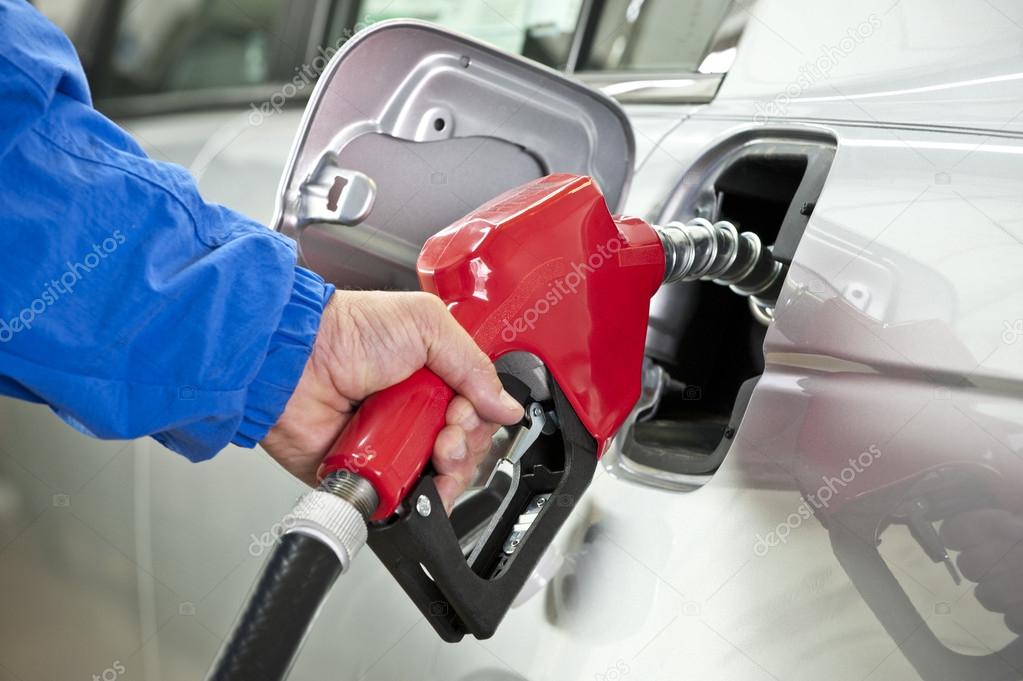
[32,0,90,40]
[343,0,585,69]
[107,0,284,96]
[581,0,736,73]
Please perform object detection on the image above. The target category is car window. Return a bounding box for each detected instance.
[105,0,289,97]
[36,0,740,108]
[32,0,90,39]
[580,0,739,74]
[338,0,585,70]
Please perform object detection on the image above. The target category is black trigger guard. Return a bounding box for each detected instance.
[366,381,598,641]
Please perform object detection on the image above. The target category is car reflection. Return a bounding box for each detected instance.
[738,219,1023,680]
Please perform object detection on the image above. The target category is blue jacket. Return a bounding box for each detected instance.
[0,1,333,460]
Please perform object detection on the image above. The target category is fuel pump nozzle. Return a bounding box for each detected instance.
[207,174,785,680]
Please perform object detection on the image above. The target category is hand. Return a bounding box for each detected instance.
[941,508,1023,633]
[261,291,523,512]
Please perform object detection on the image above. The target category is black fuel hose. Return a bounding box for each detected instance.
[206,473,376,681]
[206,532,342,681]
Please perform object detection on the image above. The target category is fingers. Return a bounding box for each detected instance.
[415,294,524,426]
[432,396,502,511]
[942,509,1023,632]
[446,395,501,455]
[431,424,480,512]
[975,568,1023,613]
[414,294,520,512]
[956,537,1023,582]
[942,509,1023,551]
[1007,608,1023,635]
[446,394,482,433]
[433,474,467,515]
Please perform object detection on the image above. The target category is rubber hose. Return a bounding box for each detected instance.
[206,532,341,681]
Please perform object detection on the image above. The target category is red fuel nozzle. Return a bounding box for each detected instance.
[318,173,665,520]
[212,174,791,667]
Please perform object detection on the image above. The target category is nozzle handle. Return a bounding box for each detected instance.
[317,368,453,521]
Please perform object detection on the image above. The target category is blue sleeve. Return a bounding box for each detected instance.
[0,1,334,460]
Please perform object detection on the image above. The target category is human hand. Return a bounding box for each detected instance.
[261,291,523,511]
[941,508,1023,633]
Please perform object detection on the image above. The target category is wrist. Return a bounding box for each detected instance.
[260,291,354,484]
[297,293,352,413]
[233,267,333,449]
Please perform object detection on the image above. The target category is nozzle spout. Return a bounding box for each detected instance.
[655,218,786,305]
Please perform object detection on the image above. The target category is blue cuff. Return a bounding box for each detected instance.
[231,266,335,448]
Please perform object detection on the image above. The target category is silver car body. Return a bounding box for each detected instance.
[1,1,1022,680]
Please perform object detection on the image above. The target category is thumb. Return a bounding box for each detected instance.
[417,295,523,425]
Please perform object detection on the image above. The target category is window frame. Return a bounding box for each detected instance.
[566,0,748,104]
[68,0,745,118]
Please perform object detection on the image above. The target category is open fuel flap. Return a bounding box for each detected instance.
[272,19,634,290]
[263,22,639,643]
